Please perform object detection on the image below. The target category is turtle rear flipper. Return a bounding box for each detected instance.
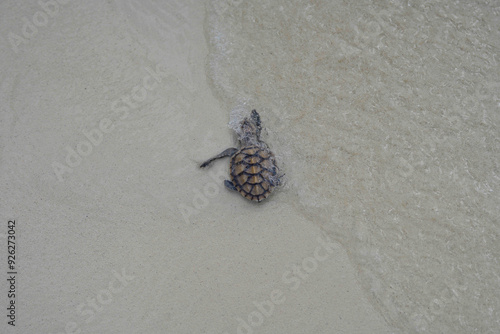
[224,180,237,191]
[200,147,238,168]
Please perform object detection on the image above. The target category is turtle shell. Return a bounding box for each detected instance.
[230,145,278,202]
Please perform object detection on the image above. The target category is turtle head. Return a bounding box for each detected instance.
[239,109,262,146]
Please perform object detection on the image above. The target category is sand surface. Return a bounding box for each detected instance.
[0,1,498,333]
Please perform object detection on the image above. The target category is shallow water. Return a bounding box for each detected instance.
[206,0,500,332]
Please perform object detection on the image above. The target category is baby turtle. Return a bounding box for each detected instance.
[200,109,280,202]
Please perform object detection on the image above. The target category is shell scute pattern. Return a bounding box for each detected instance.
[230,145,277,202]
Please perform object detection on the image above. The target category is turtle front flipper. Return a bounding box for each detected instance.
[200,147,238,168]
